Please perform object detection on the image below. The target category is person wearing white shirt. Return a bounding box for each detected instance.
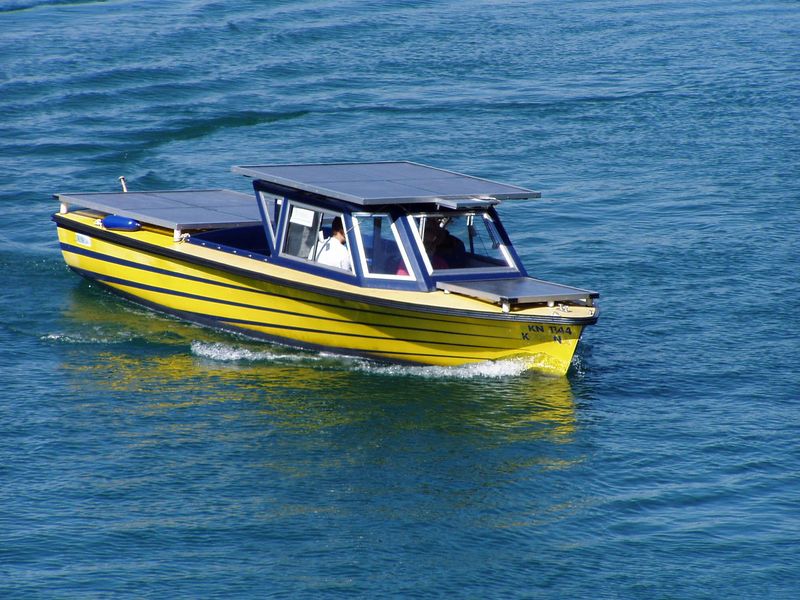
[314,217,352,271]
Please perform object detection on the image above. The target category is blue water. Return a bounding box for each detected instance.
[2,0,799,597]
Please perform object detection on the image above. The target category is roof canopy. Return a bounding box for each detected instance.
[233,161,540,206]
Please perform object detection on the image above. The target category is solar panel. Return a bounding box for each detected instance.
[232,161,540,205]
[55,189,261,230]
[437,278,599,305]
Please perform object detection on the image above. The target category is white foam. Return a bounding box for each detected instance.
[190,341,563,379]
[190,341,319,363]
[42,332,126,345]
[353,356,540,380]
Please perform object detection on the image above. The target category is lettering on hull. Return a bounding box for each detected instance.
[520,324,574,342]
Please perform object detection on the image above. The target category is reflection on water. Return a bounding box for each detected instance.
[59,285,578,441]
[56,282,584,527]
[55,283,225,347]
[65,345,578,438]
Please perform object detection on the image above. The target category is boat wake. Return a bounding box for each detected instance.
[42,331,131,345]
[353,357,553,380]
[190,341,323,363]
[190,341,554,379]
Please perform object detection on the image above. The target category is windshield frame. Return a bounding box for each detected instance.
[351,212,417,281]
[406,210,520,276]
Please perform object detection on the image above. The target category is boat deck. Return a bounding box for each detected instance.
[55,189,261,231]
[437,277,598,306]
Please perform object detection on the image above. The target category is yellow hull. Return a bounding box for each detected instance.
[55,212,596,375]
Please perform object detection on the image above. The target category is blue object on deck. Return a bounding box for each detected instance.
[101,215,141,231]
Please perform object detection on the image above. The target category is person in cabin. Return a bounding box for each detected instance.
[397,218,452,275]
[315,216,352,271]
[436,217,467,268]
[422,220,450,270]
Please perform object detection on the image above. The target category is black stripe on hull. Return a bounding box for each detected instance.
[54,216,599,327]
[73,269,489,364]
[61,243,513,341]
[69,266,524,351]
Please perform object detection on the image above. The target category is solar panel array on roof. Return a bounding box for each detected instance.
[56,189,261,230]
[232,161,540,206]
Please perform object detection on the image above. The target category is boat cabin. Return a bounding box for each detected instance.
[197,162,532,291]
[56,162,597,311]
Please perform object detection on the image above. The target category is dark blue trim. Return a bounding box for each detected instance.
[188,225,270,260]
[488,205,528,277]
[343,212,365,281]
[62,242,256,293]
[69,266,507,351]
[254,182,431,291]
[57,236,502,325]
[252,184,277,256]
[54,216,598,326]
[58,242,461,326]
[270,195,366,287]
[61,244,515,340]
[253,180,357,213]
[392,212,527,289]
[392,213,431,287]
[78,275,483,363]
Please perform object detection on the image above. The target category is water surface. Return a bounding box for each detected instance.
[1,0,799,597]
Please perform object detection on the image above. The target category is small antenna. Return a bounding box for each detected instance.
[118,176,128,193]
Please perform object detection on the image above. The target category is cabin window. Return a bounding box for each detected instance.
[257,191,282,242]
[281,202,353,273]
[352,214,414,279]
[411,212,514,272]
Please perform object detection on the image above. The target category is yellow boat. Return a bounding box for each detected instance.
[52,162,598,375]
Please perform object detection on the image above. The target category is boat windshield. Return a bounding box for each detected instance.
[352,213,414,279]
[411,212,515,273]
